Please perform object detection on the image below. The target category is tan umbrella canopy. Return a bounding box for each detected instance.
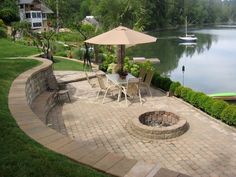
[85,26,157,69]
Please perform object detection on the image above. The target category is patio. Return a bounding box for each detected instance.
[41,71,236,177]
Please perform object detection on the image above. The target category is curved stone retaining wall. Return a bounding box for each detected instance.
[25,60,53,105]
[8,57,190,177]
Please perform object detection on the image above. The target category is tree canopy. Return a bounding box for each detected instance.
[1,0,236,30]
[44,0,236,30]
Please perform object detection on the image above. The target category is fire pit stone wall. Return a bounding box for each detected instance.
[128,111,188,139]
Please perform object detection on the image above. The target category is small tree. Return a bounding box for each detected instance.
[28,30,55,61]
[11,21,55,61]
[11,21,31,41]
[0,8,19,25]
[72,23,98,70]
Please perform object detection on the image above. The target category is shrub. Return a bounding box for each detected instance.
[169,82,181,93]
[98,53,105,63]
[124,57,132,71]
[124,59,153,77]
[221,105,236,126]
[0,19,6,28]
[186,89,195,103]
[151,73,160,85]
[174,86,184,97]
[0,8,19,25]
[0,27,7,38]
[203,97,215,114]
[197,94,210,110]
[99,53,116,72]
[0,19,7,38]
[180,87,192,101]
[72,48,84,59]
[139,60,154,71]
[130,64,140,77]
[161,77,172,91]
[189,92,204,107]
[56,51,67,57]
[151,73,173,91]
[56,32,82,42]
[211,100,228,119]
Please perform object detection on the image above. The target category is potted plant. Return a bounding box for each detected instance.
[117,68,128,79]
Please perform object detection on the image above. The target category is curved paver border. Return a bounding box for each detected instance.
[8,57,190,177]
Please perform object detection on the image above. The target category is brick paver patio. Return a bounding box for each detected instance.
[45,72,236,177]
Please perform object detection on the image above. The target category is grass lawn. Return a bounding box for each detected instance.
[0,39,38,59]
[0,40,107,176]
[0,59,108,177]
[53,57,84,71]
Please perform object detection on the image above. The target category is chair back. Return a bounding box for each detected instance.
[97,76,107,90]
[144,70,154,86]
[85,72,92,85]
[112,63,119,74]
[126,78,140,97]
[139,67,146,82]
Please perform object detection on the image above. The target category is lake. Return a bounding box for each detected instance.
[127,26,236,94]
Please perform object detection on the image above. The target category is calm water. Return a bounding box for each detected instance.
[127,27,236,94]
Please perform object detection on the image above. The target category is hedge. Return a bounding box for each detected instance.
[151,73,172,91]
[151,72,236,127]
[221,105,236,126]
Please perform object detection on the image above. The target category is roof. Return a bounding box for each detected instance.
[18,0,53,14]
[18,0,35,4]
[41,3,53,13]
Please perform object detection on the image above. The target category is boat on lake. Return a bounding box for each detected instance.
[179,17,197,42]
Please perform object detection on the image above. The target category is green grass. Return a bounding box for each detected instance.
[0,59,109,177]
[0,39,39,59]
[53,57,84,71]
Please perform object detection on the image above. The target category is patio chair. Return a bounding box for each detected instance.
[140,70,154,97]
[85,72,96,88]
[139,67,146,82]
[121,78,143,106]
[96,75,119,103]
[46,75,71,103]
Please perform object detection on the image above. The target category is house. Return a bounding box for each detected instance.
[82,16,99,28]
[17,0,53,31]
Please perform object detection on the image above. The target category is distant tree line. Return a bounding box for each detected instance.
[44,0,236,30]
[1,0,236,30]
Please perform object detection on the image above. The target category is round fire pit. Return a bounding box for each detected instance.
[128,111,188,139]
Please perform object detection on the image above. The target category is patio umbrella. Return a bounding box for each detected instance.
[85,26,157,69]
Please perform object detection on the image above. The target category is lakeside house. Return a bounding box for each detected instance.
[17,0,53,31]
[82,16,99,28]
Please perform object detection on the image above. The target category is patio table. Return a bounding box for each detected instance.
[106,73,136,102]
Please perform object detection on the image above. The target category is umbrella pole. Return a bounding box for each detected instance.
[117,45,125,71]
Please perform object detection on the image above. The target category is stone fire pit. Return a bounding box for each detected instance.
[128,111,188,139]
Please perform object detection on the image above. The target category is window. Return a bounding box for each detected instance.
[20,4,24,9]
[37,12,41,18]
[32,12,37,18]
[33,22,42,28]
[42,13,46,19]
[25,13,31,18]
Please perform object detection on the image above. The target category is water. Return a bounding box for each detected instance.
[127,27,236,94]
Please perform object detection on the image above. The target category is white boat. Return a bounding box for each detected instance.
[179,17,197,42]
